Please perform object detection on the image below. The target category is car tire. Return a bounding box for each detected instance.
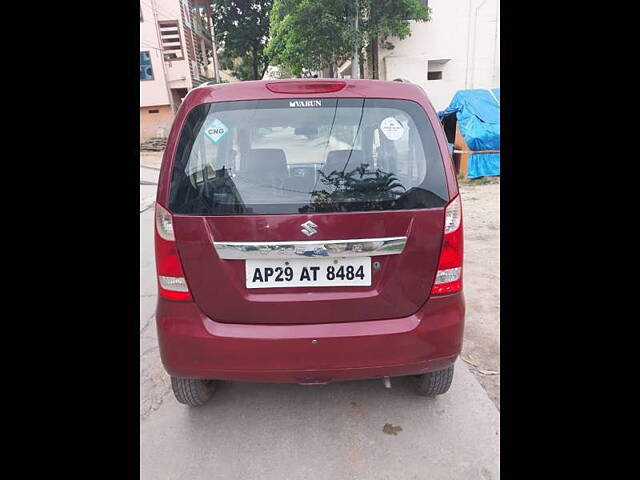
[415,365,454,396]
[171,377,217,406]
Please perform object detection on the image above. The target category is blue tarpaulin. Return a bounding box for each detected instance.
[439,89,500,179]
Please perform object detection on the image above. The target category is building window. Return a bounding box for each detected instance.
[158,20,184,61]
[140,51,154,81]
[148,109,160,114]
[427,59,449,81]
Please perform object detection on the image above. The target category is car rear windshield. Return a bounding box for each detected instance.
[168,98,449,215]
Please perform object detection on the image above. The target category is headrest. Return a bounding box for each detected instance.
[323,150,365,173]
[246,149,287,175]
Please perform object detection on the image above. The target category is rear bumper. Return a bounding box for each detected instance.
[156,292,465,383]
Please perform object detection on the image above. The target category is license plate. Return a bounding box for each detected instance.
[245,257,371,289]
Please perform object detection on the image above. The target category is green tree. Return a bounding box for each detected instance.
[211,0,272,80]
[266,0,358,77]
[362,0,431,79]
[266,0,430,79]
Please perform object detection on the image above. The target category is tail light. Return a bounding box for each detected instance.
[431,195,463,295]
[266,81,346,94]
[155,204,192,301]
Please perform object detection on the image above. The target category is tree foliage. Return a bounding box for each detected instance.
[304,164,405,212]
[362,0,430,48]
[211,0,272,80]
[266,0,358,77]
[266,0,430,78]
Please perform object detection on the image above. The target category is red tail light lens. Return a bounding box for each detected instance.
[266,81,346,94]
[155,204,192,301]
[432,195,463,295]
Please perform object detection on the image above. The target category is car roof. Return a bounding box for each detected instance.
[183,79,431,107]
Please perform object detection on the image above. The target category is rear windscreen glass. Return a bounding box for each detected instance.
[169,98,449,215]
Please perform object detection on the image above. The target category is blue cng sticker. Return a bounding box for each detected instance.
[204,118,229,144]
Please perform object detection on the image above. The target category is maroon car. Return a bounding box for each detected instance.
[154,79,464,406]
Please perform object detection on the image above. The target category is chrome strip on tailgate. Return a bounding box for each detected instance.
[214,237,407,259]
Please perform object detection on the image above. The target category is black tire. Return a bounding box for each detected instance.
[171,377,217,406]
[415,365,454,397]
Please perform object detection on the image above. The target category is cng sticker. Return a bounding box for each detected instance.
[204,118,229,144]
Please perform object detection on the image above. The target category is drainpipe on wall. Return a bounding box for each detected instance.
[206,1,221,83]
[492,0,499,86]
[352,0,360,79]
[464,0,473,89]
[200,37,207,78]
[469,0,489,89]
[209,22,221,83]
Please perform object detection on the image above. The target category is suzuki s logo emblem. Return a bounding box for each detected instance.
[300,220,318,237]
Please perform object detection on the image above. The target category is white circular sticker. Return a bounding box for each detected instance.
[380,117,404,141]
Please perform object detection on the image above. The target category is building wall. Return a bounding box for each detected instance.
[140,105,174,141]
[141,0,208,141]
[380,0,500,111]
[140,1,171,107]
[162,0,192,91]
[140,0,193,106]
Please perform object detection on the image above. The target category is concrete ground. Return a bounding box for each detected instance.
[140,153,161,213]
[140,151,163,170]
[140,155,500,479]
[458,179,500,410]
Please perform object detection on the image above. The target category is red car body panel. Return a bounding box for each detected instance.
[157,291,464,383]
[174,208,444,324]
[155,79,464,383]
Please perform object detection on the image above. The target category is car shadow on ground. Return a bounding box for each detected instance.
[180,372,463,439]
[141,362,499,480]
[181,375,448,442]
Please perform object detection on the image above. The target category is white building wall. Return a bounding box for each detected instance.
[380,0,500,111]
